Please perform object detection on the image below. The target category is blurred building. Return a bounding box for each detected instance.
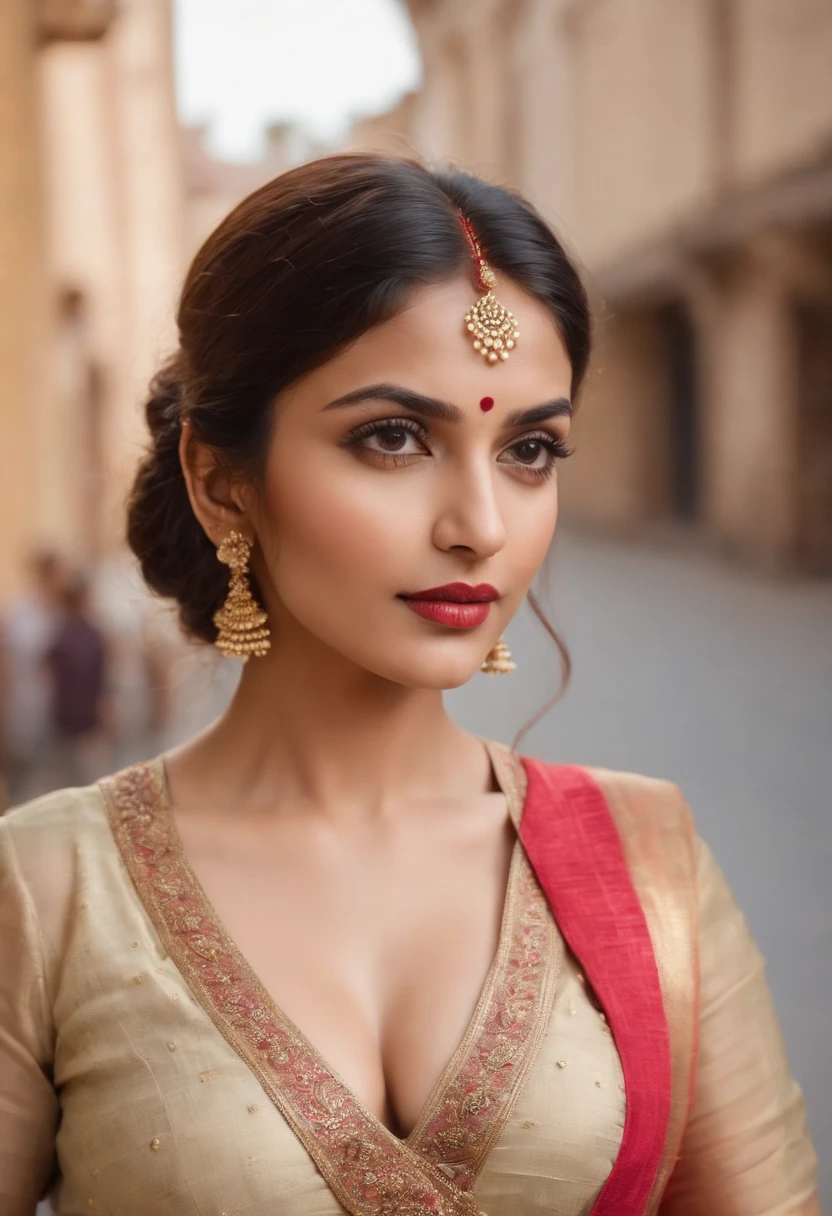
[353,0,832,574]
[181,120,326,257]
[0,0,184,598]
[0,1,333,605]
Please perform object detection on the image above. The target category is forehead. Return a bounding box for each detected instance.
[285,276,573,408]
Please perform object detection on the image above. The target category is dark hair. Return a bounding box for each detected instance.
[127,153,591,714]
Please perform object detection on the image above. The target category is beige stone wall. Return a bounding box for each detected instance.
[733,0,832,183]
[347,94,421,160]
[511,1,578,241]
[693,251,798,564]
[393,0,832,263]
[0,0,185,593]
[181,125,308,259]
[106,0,185,500]
[0,0,49,597]
[405,7,471,166]
[405,0,528,178]
[37,39,129,555]
[569,0,719,263]
[402,0,723,252]
[561,304,672,526]
[691,231,832,566]
[36,0,184,558]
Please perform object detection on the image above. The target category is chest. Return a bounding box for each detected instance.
[53,853,625,1216]
[173,805,516,1136]
[57,756,663,1215]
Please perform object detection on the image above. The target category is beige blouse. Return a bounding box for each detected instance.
[0,744,817,1216]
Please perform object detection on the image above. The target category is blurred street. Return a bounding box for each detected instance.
[450,527,832,1196]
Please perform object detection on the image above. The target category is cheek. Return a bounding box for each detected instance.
[260,447,416,591]
[508,484,559,581]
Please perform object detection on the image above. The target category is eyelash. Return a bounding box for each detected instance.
[343,417,573,481]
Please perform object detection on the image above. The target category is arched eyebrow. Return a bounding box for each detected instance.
[323,383,572,427]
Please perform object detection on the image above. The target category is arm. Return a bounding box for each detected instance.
[661,840,820,1215]
[0,817,59,1213]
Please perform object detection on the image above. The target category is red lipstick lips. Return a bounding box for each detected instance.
[399,583,499,629]
[404,583,500,603]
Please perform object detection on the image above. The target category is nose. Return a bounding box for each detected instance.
[430,458,508,560]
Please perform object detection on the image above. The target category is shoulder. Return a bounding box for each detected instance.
[519,755,699,902]
[585,764,693,829]
[1,782,115,915]
[521,753,693,833]
[3,781,110,846]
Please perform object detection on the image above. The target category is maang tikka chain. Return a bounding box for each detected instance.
[460,215,520,364]
[213,531,271,661]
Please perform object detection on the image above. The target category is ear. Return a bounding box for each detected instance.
[179,425,253,542]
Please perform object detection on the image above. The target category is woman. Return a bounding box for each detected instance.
[0,154,819,1215]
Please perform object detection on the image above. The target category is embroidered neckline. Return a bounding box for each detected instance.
[99,740,558,1215]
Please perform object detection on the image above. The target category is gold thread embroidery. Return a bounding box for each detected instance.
[101,763,482,1214]
[99,749,553,1214]
[407,848,559,1190]
[483,739,528,834]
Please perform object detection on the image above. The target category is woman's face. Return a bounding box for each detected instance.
[251,276,574,689]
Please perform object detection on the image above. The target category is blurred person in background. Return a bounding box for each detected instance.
[0,155,820,1216]
[0,550,67,807]
[42,571,112,789]
[139,591,242,754]
[88,547,240,770]
[87,548,179,770]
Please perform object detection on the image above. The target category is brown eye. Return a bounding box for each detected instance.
[343,416,431,464]
[498,431,573,482]
[512,439,547,467]
[375,426,410,452]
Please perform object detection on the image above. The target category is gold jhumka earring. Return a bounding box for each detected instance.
[212,530,271,661]
[481,637,516,675]
[460,214,520,364]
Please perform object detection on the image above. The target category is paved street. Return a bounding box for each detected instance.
[449,528,832,1199]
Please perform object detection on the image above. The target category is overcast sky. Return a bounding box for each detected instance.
[173,0,421,161]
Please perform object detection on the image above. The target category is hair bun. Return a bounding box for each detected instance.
[144,353,185,441]
[126,351,225,644]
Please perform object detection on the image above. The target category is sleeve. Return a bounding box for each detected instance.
[661,839,819,1215]
[0,817,59,1213]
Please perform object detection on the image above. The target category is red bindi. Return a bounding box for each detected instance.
[479,396,495,412]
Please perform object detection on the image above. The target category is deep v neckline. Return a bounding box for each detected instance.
[100,739,560,1215]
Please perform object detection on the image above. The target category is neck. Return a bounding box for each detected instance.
[166,628,492,819]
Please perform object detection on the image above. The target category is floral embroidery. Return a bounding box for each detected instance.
[408,849,558,1189]
[99,743,557,1215]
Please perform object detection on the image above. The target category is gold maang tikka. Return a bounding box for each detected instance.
[213,530,271,661]
[460,215,519,364]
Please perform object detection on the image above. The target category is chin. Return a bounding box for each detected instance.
[373,647,488,691]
